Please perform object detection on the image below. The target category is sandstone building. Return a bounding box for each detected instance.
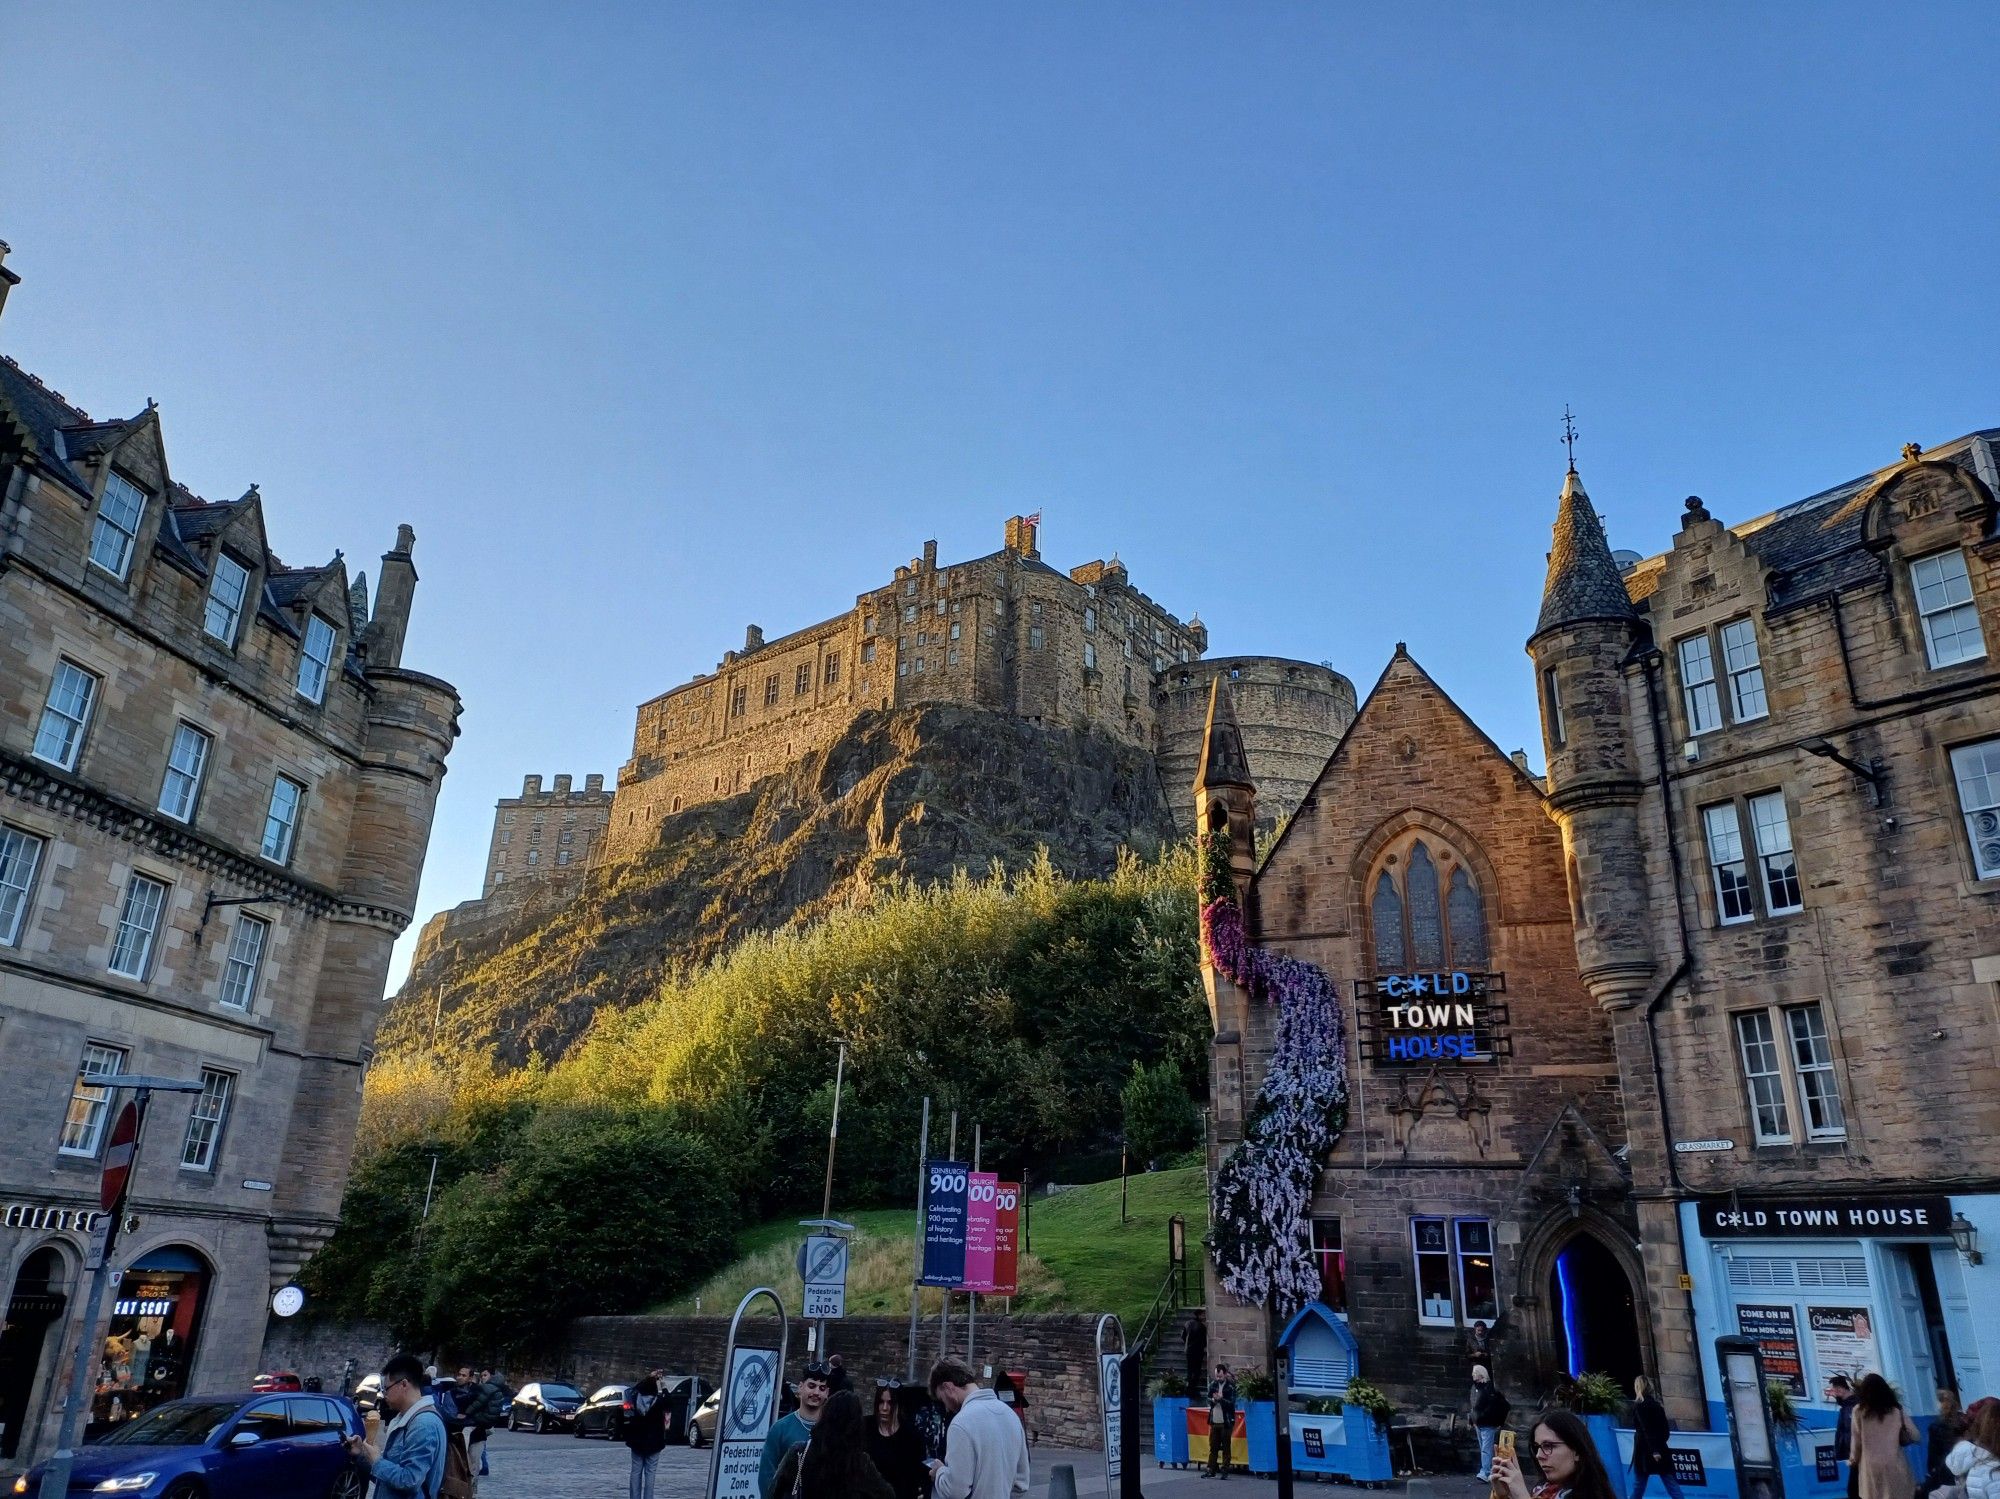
[481,772,612,894]
[1531,433,2000,1425]
[1196,652,1633,1418]
[0,254,460,1463]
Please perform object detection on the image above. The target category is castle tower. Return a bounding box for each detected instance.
[1526,466,1657,1010]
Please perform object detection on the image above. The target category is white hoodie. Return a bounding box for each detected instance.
[1948,1440,2000,1499]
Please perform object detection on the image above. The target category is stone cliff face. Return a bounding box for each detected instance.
[387,704,1179,1064]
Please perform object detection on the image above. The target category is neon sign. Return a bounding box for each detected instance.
[1354,972,1510,1067]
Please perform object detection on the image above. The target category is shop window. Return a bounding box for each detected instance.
[1949,738,2000,880]
[1311,1218,1346,1313]
[179,1069,234,1172]
[0,825,46,947]
[60,1043,128,1156]
[99,1244,211,1416]
[1367,837,1489,975]
[1912,549,1985,668]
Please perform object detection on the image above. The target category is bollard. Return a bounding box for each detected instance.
[1049,1463,1079,1499]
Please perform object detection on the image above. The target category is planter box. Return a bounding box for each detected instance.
[1245,1401,1279,1475]
[1154,1398,1190,1466]
[1289,1408,1395,1482]
[1584,1413,1628,1490]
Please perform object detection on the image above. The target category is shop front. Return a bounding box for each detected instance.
[1680,1191,1997,1430]
[86,1245,213,1437]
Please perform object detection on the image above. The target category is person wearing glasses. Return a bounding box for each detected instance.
[763,1360,835,1499]
[868,1378,929,1499]
[343,1353,449,1499]
[1491,1408,1618,1499]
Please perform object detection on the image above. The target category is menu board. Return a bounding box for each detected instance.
[1737,1305,1805,1394]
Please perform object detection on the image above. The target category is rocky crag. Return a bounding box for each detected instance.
[389,703,1180,1065]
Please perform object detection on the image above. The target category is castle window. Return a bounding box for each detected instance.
[917,631,927,647]
[903,604,917,623]
[1084,643,1096,670]
[864,615,876,634]
[1950,738,2000,879]
[672,796,682,813]
[1367,836,1489,976]
[914,657,925,674]
[862,642,876,664]
[950,623,961,641]
[951,600,961,614]
[1029,628,1044,650]
[899,661,910,677]
[527,849,539,865]
[905,580,917,596]
[796,664,811,696]
[731,685,747,716]
[947,649,960,667]
[994,599,1006,618]
[983,626,994,640]
[1123,638,1133,658]
[764,674,780,707]
[1912,549,1985,668]
[1153,625,1163,645]
[1676,634,1722,735]
[1719,618,1768,721]
[204,553,251,645]
[1123,666,1132,694]
[936,599,946,617]
[825,652,841,685]
[89,472,148,581]
[1179,647,1190,663]
[557,850,570,865]
[499,829,510,847]
[1032,601,1043,619]
[1084,607,1096,634]
[1542,667,1566,747]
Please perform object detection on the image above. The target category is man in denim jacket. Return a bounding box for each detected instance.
[345,1353,449,1499]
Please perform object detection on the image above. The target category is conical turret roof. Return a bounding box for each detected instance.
[1534,468,1637,639]
[1193,676,1255,792]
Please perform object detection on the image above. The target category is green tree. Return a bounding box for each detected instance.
[1122,1059,1200,1166]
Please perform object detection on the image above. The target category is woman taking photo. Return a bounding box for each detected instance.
[1492,1408,1619,1499]
[1849,1374,1920,1499]
[866,1380,929,1499]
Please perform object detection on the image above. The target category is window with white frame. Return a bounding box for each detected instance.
[1950,739,2000,880]
[59,1043,128,1156]
[89,473,148,580]
[1029,627,1044,650]
[1456,1219,1499,1321]
[158,724,212,823]
[1734,1010,1794,1144]
[1084,607,1096,634]
[109,873,169,978]
[33,661,100,770]
[1677,634,1723,734]
[1083,643,1096,670]
[218,913,270,1011]
[1748,791,1802,914]
[203,554,251,644]
[261,776,304,864]
[1912,550,1985,669]
[1719,618,1768,721]
[180,1068,233,1172]
[1785,1003,1846,1141]
[0,826,45,947]
[296,614,337,703]
[1702,802,1756,923]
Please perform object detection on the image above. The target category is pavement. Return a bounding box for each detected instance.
[471,1429,1493,1499]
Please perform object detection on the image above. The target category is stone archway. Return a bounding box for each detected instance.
[0,1243,74,1460]
[1515,1208,1655,1397]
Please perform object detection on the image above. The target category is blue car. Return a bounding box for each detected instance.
[12,1391,366,1498]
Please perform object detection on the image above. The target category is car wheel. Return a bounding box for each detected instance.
[330,1467,367,1499]
[534,1411,545,1434]
[162,1481,206,1499]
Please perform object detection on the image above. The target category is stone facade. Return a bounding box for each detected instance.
[0,261,459,1466]
[481,772,613,894]
[1196,654,1635,1420]
[604,518,1215,859]
[1154,657,1357,835]
[1528,433,2000,1425]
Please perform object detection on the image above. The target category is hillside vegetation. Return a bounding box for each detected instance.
[309,850,1207,1350]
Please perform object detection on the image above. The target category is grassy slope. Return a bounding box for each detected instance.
[662,1167,1206,1330]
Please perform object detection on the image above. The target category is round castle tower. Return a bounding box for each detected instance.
[1154,656,1358,836]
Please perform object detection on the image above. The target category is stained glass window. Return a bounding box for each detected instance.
[1370,870,1405,973]
[1407,842,1445,968]
[1446,867,1488,967]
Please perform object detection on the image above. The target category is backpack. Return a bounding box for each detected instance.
[432,1383,468,1433]
[441,1429,474,1499]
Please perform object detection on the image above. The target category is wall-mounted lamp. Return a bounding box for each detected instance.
[1565,1183,1584,1220]
[1800,737,1887,807]
[1950,1214,1982,1265]
[194,891,277,948]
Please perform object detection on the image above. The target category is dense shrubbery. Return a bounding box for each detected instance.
[309,849,1206,1348]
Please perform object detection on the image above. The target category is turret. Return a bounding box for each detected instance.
[1526,466,1656,1010]
[1193,675,1257,903]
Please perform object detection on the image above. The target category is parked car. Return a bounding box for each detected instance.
[10,1391,365,1499]
[689,1387,720,1447]
[252,1371,305,1392]
[507,1380,584,1433]
[574,1384,631,1439]
[350,1373,384,1413]
[664,1376,710,1444]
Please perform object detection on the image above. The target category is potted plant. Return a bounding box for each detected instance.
[1337,1378,1397,1481]
[1572,1372,1629,1487]
[1765,1380,1804,1467]
[1237,1369,1279,1475]
[1152,1372,1191,1466]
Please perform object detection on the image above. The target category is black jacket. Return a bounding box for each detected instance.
[626,1378,671,1458]
[1632,1395,1673,1476]
[1472,1385,1509,1430]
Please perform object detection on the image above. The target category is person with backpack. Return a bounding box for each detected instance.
[625,1369,673,1499]
[1471,1365,1510,1482]
[458,1368,511,1488]
[343,1353,450,1499]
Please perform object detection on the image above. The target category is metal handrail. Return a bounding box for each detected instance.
[1128,1257,1187,1371]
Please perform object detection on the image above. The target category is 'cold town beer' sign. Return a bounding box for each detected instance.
[1354,972,1510,1066]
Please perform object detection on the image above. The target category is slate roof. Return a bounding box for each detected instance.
[1622,430,2000,615]
[1193,676,1255,791]
[1535,468,1638,637]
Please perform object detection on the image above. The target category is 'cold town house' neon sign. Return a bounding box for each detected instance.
[1354,972,1511,1066]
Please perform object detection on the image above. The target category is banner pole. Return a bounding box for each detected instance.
[939,1111,957,1364]
[967,1123,981,1368]
[907,1096,930,1383]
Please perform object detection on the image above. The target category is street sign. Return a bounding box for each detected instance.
[1096,1313,1125,1487]
[799,1234,848,1320]
[99,1104,139,1211]
[1674,1139,1736,1154]
[711,1343,780,1499]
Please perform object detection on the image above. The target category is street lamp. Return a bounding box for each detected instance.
[38,1071,207,1499]
[1950,1214,1982,1265]
[1799,737,1886,806]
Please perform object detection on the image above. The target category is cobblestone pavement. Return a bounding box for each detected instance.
[471,1429,1485,1499]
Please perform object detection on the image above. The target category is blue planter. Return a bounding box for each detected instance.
[1245,1402,1279,1475]
[1584,1413,1628,1490]
[1153,1398,1191,1466]
[1342,1406,1395,1482]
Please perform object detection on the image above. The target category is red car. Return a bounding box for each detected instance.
[251,1371,304,1392]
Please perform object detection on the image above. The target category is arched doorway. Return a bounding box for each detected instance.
[89,1245,213,1437]
[1550,1232,1644,1389]
[1,1246,70,1459]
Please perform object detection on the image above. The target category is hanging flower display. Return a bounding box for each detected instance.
[1202,830,1349,1315]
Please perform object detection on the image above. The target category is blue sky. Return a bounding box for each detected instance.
[7,4,1995,984]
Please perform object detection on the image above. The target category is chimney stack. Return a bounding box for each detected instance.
[923,539,938,571]
[524,775,543,796]
[367,525,418,670]
[745,623,765,653]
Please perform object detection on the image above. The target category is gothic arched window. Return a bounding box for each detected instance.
[1367,835,1492,975]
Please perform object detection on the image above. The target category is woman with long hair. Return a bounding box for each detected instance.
[1492,1408,1619,1499]
[1849,1374,1919,1499]
[866,1380,929,1499]
[781,1389,893,1499]
[1946,1399,2000,1499]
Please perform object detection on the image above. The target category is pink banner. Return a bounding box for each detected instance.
[960,1172,998,1292]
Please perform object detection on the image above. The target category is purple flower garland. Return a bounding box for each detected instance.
[1201,832,1350,1315]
